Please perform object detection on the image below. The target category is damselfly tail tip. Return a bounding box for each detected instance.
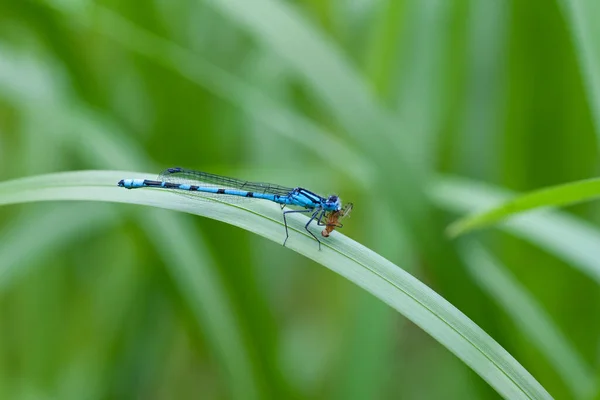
[118,179,133,189]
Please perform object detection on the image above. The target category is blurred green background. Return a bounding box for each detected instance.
[1,0,599,399]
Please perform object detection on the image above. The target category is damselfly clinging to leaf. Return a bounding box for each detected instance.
[118,167,353,249]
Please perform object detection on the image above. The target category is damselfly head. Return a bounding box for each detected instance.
[325,195,342,211]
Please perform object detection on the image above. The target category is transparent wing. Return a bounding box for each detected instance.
[157,167,295,203]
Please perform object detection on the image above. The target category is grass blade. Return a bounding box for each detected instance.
[459,241,596,399]
[0,44,264,399]
[431,176,600,284]
[0,204,117,289]
[139,210,262,400]
[27,4,371,185]
[0,170,553,400]
[200,0,429,228]
[446,177,600,237]
[203,0,390,139]
[557,0,600,145]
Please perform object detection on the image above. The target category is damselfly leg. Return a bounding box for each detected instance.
[303,208,325,250]
[282,208,324,250]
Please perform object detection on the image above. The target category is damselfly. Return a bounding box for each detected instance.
[118,167,353,249]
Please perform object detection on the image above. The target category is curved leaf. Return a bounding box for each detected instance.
[0,170,552,400]
[458,241,596,399]
[557,0,600,146]
[431,175,600,284]
[447,177,600,237]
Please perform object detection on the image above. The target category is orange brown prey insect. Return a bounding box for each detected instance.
[321,203,353,238]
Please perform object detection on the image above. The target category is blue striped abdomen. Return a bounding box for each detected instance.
[118,179,289,205]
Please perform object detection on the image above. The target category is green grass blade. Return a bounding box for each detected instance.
[0,44,264,399]
[557,0,600,144]
[0,204,117,289]
[36,0,426,233]
[459,241,596,399]
[202,0,390,139]
[330,293,396,400]
[363,0,405,98]
[0,170,553,400]
[139,210,262,400]
[446,177,600,237]
[0,170,264,399]
[431,176,600,284]
[200,0,429,225]
[27,4,370,185]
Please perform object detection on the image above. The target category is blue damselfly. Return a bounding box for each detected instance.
[118,167,353,249]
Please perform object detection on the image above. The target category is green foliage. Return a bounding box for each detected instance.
[1,0,599,399]
[447,177,600,236]
[0,170,553,399]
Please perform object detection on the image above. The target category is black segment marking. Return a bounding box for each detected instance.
[143,180,163,187]
[190,185,198,191]
[217,189,226,194]
[165,182,180,189]
[167,167,182,173]
[246,192,254,197]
